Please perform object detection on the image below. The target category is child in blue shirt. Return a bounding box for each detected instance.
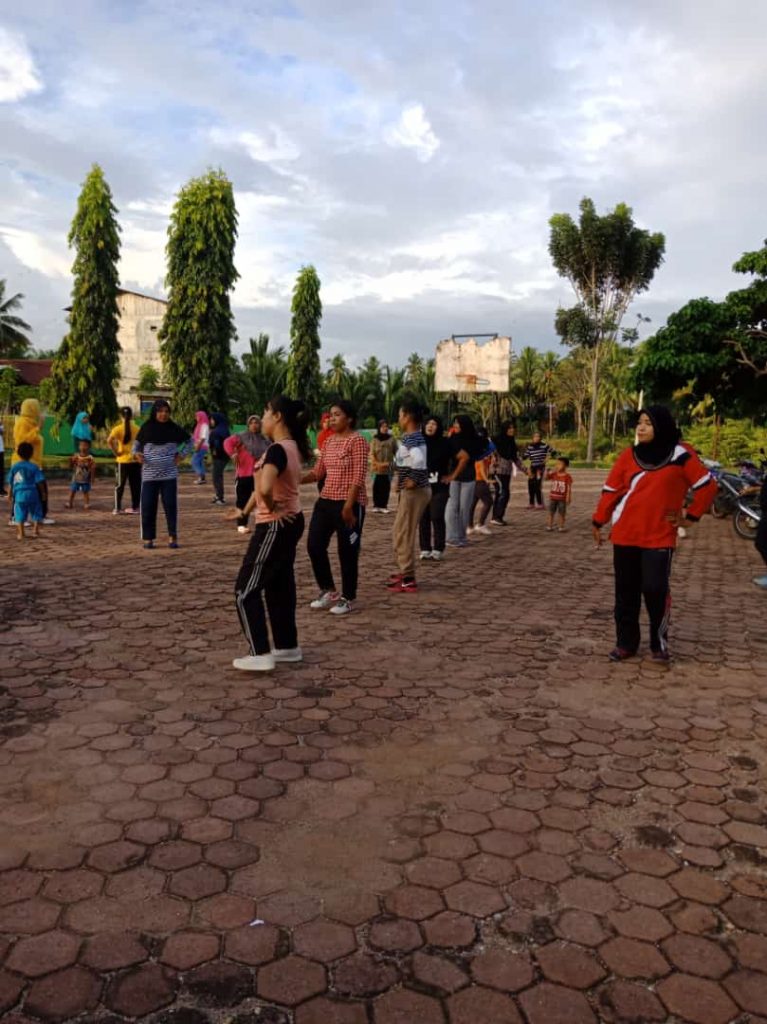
[8,442,45,540]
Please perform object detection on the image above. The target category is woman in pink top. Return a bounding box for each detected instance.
[227,395,311,672]
[224,415,269,533]
[191,411,210,483]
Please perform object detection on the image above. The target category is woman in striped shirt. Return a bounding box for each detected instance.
[523,432,554,510]
[302,401,369,616]
[134,400,191,549]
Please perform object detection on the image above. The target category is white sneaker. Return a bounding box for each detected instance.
[232,653,275,672]
[419,550,433,560]
[431,550,444,561]
[466,526,475,534]
[112,509,122,516]
[329,597,353,615]
[237,525,249,534]
[43,518,55,526]
[476,525,492,535]
[273,647,303,663]
[380,507,390,514]
[310,590,339,610]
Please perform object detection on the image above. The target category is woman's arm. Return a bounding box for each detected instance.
[443,449,469,484]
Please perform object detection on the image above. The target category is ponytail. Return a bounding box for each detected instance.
[121,406,133,446]
[268,395,311,462]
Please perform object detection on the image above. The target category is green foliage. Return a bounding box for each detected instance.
[635,238,767,418]
[684,420,767,466]
[286,265,322,416]
[549,197,665,460]
[0,280,32,357]
[137,364,161,391]
[229,333,288,419]
[47,164,121,428]
[160,169,239,424]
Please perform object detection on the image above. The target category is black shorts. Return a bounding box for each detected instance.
[549,499,567,516]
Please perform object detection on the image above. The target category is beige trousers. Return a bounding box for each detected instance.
[393,485,432,576]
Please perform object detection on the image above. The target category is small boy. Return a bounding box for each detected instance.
[546,456,573,532]
[8,442,45,540]
[67,439,96,509]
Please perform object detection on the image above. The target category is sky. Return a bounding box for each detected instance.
[1,0,766,368]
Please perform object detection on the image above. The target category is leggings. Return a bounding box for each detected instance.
[140,478,178,541]
[307,498,366,601]
[115,462,141,511]
[372,474,391,510]
[528,468,544,506]
[235,514,305,655]
[235,475,255,527]
[419,484,449,552]
[613,545,673,653]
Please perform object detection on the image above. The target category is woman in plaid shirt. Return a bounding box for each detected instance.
[303,401,369,615]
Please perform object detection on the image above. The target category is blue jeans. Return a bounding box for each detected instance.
[446,480,476,544]
[141,478,178,541]
[191,449,207,478]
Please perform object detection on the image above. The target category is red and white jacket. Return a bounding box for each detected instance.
[593,443,717,549]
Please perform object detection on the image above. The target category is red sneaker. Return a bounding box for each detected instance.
[387,578,418,593]
[384,572,404,586]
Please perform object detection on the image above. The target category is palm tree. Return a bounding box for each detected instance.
[325,354,349,395]
[512,347,542,420]
[234,333,288,417]
[383,365,406,421]
[405,352,425,388]
[533,351,560,436]
[0,280,32,358]
[599,343,635,441]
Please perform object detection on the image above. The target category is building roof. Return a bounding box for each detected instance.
[117,287,168,304]
[0,359,53,386]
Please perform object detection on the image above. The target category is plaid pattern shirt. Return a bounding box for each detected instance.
[315,433,369,505]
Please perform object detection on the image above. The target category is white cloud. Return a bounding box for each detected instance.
[0,28,43,103]
[384,103,440,162]
[209,125,300,164]
[0,226,69,278]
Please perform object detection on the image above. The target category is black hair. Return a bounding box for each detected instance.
[558,455,570,467]
[453,414,477,439]
[330,399,358,428]
[500,419,516,433]
[121,406,133,446]
[78,438,91,448]
[424,414,444,434]
[267,395,311,461]
[399,398,423,425]
[17,442,33,460]
[378,418,389,429]
[477,426,488,441]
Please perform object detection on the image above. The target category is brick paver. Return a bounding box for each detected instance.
[0,472,766,1021]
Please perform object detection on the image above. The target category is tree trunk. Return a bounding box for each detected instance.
[612,406,619,444]
[586,344,600,462]
[713,413,721,460]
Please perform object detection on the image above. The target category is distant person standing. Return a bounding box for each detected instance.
[66,440,96,510]
[134,399,191,550]
[191,411,210,484]
[209,413,230,505]
[225,415,269,533]
[523,431,554,510]
[8,442,45,541]
[419,415,452,561]
[491,420,522,525]
[12,398,51,525]
[445,415,479,547]
[370,419,397,513]
[108,406,141,515]
[71,411,93,453]
[387,401,431,593]
[304,401,369,616]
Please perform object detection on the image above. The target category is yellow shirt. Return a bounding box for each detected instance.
[108,422,139,463]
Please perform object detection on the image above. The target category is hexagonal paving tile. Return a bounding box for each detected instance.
[257,954,326,1006]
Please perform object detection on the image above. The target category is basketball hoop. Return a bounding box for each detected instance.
[455,373,491,392]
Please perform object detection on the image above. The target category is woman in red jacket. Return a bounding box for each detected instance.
[592,406,717,666]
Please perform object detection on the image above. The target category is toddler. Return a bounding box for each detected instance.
[8,442,45,540]
[546,456,573,532]
[67,439,96,509]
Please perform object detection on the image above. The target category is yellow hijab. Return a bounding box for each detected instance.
[12,398,43,466]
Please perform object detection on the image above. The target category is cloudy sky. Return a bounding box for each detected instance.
[1,0,765,367]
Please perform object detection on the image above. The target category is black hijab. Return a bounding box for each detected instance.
[634,405,681,469]
[375,420,392,443]
[136,401,190,446]
[493,420,518,460]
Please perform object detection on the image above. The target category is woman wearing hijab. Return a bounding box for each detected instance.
[593,406,717,666]
[224,414,269,533]
[208,413,230,505]
[71,412,93,453]
[444,415,480,548]
[419,415,452,561]
[134,399,191,549]
[11,398,51,524]
[108,406,141,514]
[491,420,523,525]
[191,411,210,484]
[370,419,397,513]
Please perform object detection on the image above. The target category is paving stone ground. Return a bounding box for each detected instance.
[1,470,766,1024]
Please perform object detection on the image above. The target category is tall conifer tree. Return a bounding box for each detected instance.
[159,169,239,423]
[286,265,322,418]
[48,164,121,427]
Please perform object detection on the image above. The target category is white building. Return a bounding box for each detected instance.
[115,288,169,413]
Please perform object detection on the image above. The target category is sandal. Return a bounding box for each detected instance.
[143,541,155,550]
[168,541,180,549]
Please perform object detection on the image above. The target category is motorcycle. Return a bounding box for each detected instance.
[733,496,762,541]
[705,450,765,520]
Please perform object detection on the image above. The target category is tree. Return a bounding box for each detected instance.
[533,351,560,435]
[513,347,542,419]
[47,164,121,427]
[382,365,406,420]
[286,265,323,418]
[137,364,161,391]
[160,169,239,424]
[0,281,32,358]
[325,354,350,395]
[229,333,288,420]
[549,197,665,460]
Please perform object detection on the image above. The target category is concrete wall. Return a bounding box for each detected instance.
[116,291,167,411]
